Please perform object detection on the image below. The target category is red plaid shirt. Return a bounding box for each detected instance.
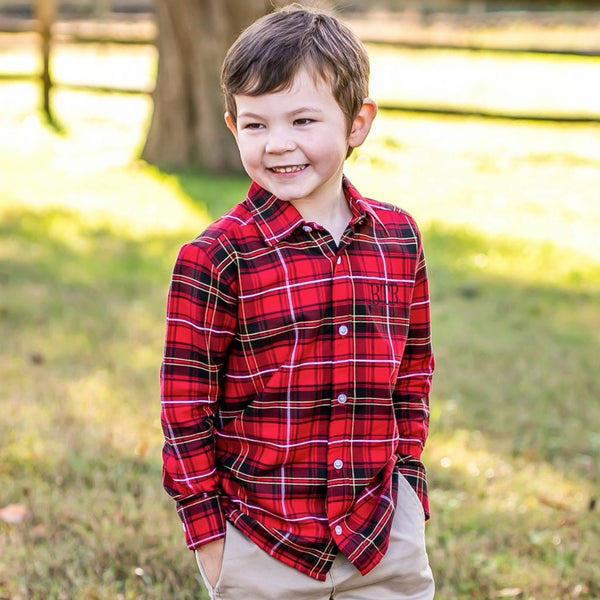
[160,177,434,581]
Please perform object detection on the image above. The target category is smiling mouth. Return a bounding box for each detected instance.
[269,165,308,174]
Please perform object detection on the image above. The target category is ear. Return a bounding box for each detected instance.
[224,112,238,140]
[347,98,377,149]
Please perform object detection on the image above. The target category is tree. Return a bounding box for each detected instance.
[142,1,265,173]
[142,0,322,173]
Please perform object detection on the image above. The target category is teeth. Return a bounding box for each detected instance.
[271,165,306,173]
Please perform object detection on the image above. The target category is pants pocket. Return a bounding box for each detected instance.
[195,525,231,598]
[395,469,426,522]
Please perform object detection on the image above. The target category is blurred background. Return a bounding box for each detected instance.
[0,1,599,599]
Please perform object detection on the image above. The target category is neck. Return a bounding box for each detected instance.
[291,188,352,245]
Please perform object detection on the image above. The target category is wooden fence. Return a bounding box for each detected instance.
[1,9,600,123]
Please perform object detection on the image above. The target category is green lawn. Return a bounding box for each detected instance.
[1,42,600,599]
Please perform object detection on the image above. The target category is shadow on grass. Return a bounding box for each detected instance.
[1,205,598,599]
[40,106,68,136]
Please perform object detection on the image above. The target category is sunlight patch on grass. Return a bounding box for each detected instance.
[0,84,210,238]
[424,221,600,291]
[347,112,600,263]
[368,45,600,118]
[427,427,593,515]
[52,42,156,92]
[0,38,156,92]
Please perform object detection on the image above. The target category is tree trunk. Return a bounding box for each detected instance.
[142,0,329,173]
[34,0,56,123]
[142,0,271,173]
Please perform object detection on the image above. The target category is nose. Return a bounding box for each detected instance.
[265,127,295,154]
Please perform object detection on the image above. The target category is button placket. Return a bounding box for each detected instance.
[326,240,355,523]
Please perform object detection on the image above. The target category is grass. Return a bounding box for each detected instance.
[367,44,600,118]
[1,41,600,599]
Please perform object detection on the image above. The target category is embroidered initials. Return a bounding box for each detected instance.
[369,282,403,304]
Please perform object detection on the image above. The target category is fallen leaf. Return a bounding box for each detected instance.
[522,448,539,462]
[0,504,29,524]
[135,439,149,458]
[30,523,47,540]
[538,496,569,511]
[494,589,523,598]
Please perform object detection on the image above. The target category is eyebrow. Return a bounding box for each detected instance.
[237,106,323,120]
[289,106,323,115]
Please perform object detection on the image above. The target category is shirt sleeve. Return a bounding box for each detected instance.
[393,223,434,518]
[160,241,237,549]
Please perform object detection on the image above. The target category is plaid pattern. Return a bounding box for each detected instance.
[160,177,434,581]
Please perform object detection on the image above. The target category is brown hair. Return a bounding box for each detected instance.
[221,4,370,134]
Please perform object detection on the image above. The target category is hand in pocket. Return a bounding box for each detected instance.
[196,538,225,587]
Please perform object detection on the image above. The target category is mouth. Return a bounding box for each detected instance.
[268,165,308,174]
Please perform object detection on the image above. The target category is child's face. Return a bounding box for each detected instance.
[225,68,375,208]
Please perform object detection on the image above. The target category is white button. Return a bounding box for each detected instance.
[333,459,344,470]
[334,525,343,536]
[338,325,348,336]
[337,393,347,404]
[303,225,312,232]
[336,256,342,265]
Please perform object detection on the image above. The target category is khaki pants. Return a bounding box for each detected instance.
[196,472,434,599]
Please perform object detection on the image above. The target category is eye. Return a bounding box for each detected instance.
[243,122,264,130]
[294,118,314,126]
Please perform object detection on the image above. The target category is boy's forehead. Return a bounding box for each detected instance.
[235,66,336,105]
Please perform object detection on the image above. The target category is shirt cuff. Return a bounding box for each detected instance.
[396,458,430,520]
[177,493,226,549]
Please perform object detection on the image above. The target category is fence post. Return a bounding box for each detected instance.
[35,0,57,123]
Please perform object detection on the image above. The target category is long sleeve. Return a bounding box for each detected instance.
[393,229,434,517]
[160,241,237,549]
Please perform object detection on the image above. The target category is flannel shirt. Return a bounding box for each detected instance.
[160,177,434,581]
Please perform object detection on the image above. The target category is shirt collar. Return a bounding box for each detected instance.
[245,177,388,247]
[342,176,389,234]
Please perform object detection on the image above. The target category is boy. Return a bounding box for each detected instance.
[161,5,435,599]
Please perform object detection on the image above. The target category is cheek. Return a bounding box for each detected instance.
[237,139,261,165]
[315,125,349,151]
[313,136,348,163]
